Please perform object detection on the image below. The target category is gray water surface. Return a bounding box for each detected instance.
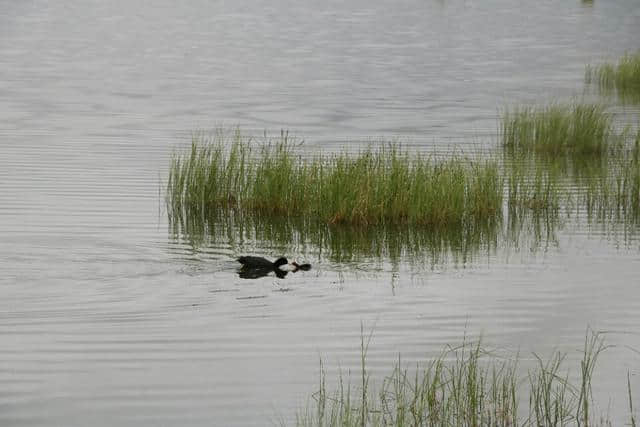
[1,0,640,425]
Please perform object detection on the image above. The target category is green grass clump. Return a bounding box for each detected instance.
[167,131,503,229]
[296,330,636,427]
[586,52,640,101]
[167,129,252,214]
[501,104,614,157]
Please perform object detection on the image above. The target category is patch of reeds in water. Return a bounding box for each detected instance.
[501,106,640,228]
[296,330,637,427]
[167,130,503,229]
[586,51,640,102]
[500,104,617,157]
[167,128,640,264]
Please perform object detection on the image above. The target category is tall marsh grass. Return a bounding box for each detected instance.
[167,131,503,228]
[501,104,616,157]
[166,128,640,263]
[586,51,640,101]
[296,330,637,427]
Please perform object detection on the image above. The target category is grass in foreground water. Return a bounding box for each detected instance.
[586,51,640,102]
[167,131,503,228]
[295,329,637,427]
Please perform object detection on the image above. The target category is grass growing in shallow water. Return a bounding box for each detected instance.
[167,131,503,228]
[167,129,640,264]
[500,104,616,157]
[586,51,640,102]
[296,330,637,427]
[581,153,640,224]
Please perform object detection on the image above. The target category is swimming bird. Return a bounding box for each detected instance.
[237,256,289,269]
[236,256,311,279]
[237,256,291,279]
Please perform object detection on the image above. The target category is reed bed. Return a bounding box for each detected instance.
[167,131,503,229]
[586,51,640,101]
[167,129,640,263]
[296,330,636,427]
[500,104,616,157]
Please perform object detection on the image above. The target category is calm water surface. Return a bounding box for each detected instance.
[1,0,640,425]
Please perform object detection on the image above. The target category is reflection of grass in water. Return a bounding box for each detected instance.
[296,329,635,427]
[506,158,563,213]
[167,130,503,229]
[586,52,640,102]
[504,125,640,228]
[581,154,640,225]
[170,210,499,266]
[501,104,618,157]
[506,207,562,253]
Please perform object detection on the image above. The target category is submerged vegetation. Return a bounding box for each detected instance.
[586,51,640,102]
[167,130,503,229]
[296,330,637,427]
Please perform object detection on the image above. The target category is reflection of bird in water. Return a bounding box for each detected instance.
[236,256,312,279]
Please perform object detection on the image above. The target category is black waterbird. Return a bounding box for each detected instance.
[237,256,289,269]
[236,256,311,279]
[237,256,290,279]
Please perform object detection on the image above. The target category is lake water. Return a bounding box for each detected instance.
[1,0,640,425]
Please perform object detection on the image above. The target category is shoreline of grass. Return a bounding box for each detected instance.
[167,131,503,229]
[295,329,637,427]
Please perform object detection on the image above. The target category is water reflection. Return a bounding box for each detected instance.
[238,266,289,279]
[169,209,502,267]
[503,137,640,245]
[506,208,562,253]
